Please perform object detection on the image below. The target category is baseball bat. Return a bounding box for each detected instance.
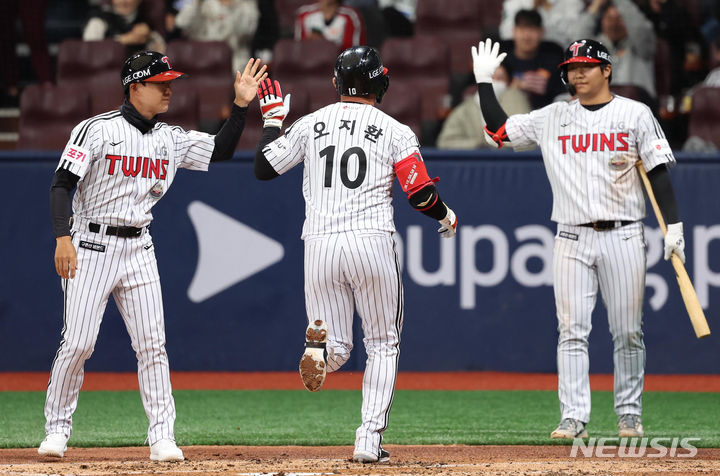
[636,162,710,338]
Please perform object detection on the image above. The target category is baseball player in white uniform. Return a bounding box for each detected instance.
[253,46,458,463]
[472,39,686,439]
[39,51,267,461]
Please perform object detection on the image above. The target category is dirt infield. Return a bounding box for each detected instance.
[2,445,720,475]
[4,371,720,391]
[5,373,719,475]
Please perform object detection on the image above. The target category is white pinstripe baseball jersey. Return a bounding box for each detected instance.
[57,110,214,227]
[262,102,420,238]
[505,95,675,224]
[44,108,216,450]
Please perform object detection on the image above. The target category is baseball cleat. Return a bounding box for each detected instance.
[299,319,328,392]
[38,433,69,458]
[150,439,184,462]
[618,414,644,437]
[353,448,390,463]
[550,418,589,439]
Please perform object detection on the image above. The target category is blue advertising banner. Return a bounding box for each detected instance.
[0,151,717,373]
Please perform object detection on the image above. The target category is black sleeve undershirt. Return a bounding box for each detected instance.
[647,164,680,224]
[408,184,449,220]
[210,104,248,162]
[254,126,281,180]
[477,83,509,132]
[50,168,80,237]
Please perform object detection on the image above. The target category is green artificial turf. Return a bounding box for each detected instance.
[1,390,717,448]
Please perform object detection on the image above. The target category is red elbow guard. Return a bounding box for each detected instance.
[394,152,439,196]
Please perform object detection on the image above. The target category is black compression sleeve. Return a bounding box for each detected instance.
[647,164,680,223]
[408,184,448,220]
[50,169,79,237]
[210,104,248,162]
[477,83,508,132]
[254,127,281,180]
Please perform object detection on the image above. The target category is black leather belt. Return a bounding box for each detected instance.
[88,222,144,238]
[579,220,634,231]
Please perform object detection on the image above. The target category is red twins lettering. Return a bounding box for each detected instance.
[105,154,169,179]
[557,133,630,154]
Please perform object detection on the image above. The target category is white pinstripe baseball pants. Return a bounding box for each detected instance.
[44,223,176,444]
[554,222,646,424]
[304,231,403,455]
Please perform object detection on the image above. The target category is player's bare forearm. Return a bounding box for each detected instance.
[55,236,77,279]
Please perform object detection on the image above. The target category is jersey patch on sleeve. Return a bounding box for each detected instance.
[188,130,212,140]
[264,135,291,158]
[650,138,671,157]
[57,144,92,177]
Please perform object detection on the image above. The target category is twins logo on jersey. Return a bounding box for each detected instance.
[105,155,169,179]
[557,133,629,154]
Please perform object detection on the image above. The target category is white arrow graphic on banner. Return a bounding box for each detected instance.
[187,200,284,303]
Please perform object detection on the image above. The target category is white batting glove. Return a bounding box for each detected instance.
[471,38,507,84]
[258,78,291,128]
[438,206,458,238]
[664,222,685,263]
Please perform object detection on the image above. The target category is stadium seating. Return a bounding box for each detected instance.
[378,88,422,141]
[166,40,234,132]
[236,88,310,150]
[381,36,450,118]
[415,0,483,35]
[271,39,338,122]
[160,82,200,132]
[18,84,91,150]
[275,0,311,38]
[688,86,720,147]
[610,85,658,115]
[272,38,339,78]
[654,38,672,98]
[56,39,126,86]
[478,0,504,37]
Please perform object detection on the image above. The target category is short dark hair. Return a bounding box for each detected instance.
[514,9,542,28]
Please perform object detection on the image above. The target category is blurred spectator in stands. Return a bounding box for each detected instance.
[176,0,259,73]
[499,0,583,48]
[295,0,366,50]
[0,0,53,106]
[636,0,707,94]
[251,0,280,62]
[499,10,565,110]
[703,38,720,86]
[571,0,657,97]
[378,0,415,37]
[345,0,385,47]
[83,0,166,55]
[438,64,531,149]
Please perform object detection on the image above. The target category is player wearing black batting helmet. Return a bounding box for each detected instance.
[121,50,187,95]
[558,39,612,95]
[333,46,389,103]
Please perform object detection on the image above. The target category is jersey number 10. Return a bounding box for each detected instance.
[321,145,367,189]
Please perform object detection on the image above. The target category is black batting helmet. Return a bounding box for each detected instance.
[121,51,186,93]
[334,46,390,103]
[558,39,612,85]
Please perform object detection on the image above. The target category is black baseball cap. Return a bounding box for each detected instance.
[121,51,186,90]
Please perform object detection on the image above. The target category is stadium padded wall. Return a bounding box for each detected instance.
[0,150,717,373]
